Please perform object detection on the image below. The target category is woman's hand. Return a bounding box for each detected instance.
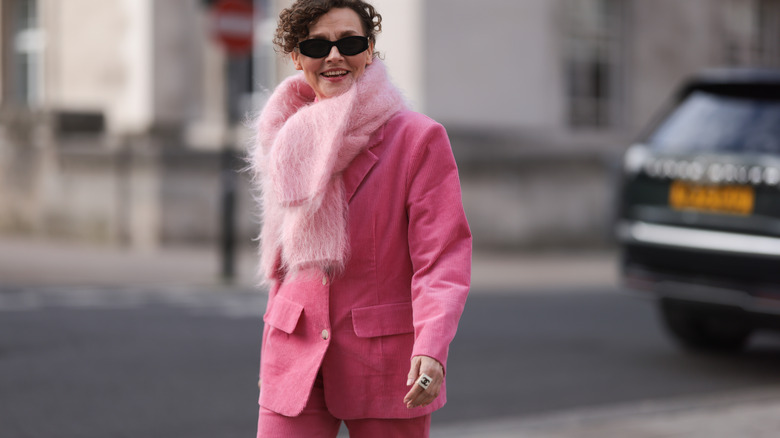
[403,355,444,409]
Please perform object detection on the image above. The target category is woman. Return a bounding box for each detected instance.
[249,0,471,436]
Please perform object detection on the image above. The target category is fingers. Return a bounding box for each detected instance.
[406,356,421,386]
[403,355,444,409]
[403,382,424,408]
[404,379,438,408]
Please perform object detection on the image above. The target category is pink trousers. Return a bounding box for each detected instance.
[257,373,431,438]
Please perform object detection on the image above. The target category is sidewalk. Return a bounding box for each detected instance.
[0,236,262,289]
[0,236,619,291]
[432,386,780,438]
[3,236,780,437]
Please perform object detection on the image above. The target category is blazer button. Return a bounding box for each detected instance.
[321,329,329,340]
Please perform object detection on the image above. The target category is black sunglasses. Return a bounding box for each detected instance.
[298,36,369,58]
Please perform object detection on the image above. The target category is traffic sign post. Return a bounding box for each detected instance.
[210,0,254,283]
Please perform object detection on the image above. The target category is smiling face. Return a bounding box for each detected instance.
[291,7,374,100]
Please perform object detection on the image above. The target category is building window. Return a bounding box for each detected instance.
[565,0,623,129]
[11,0,42,105]
[724,0,780,67]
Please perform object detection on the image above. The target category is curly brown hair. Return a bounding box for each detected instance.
[273,0,382,56]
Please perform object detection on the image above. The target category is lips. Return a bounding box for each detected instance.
[321,69,348,78]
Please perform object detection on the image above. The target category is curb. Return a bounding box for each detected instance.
[431,386,780,437]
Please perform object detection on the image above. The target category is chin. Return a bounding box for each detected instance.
[320,78,356,99]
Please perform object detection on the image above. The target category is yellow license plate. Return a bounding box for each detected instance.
[669,181,755,215]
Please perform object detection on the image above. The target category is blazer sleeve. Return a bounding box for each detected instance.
[405,119,472,373]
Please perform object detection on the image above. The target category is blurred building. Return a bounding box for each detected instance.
[0,0,778,249]
[419,0,780,248]
[0,0,268,249]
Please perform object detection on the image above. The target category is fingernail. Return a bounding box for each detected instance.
[406,379,413,386]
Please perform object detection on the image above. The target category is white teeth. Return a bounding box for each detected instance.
[322,70,347,77]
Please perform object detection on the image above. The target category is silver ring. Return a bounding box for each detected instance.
[416,373,432,390]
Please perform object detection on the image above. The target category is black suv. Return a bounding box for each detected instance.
[616,68,780,351]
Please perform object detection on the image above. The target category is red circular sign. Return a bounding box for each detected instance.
[211,0,254,55]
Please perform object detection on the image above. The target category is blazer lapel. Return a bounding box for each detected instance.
[343,126,384,203]
[343,148,378,203]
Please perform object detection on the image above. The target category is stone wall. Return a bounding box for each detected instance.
[450,129,625,250]
[0,121,622,250]
[0,113,259,249]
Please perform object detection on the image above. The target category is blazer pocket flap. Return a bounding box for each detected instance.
[352,302,414,338]
[264,295,304,334]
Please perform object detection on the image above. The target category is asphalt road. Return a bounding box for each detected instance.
[2,286,780,437]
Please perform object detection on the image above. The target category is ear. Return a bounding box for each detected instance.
[291,51,303,70]
[365,41,374,66]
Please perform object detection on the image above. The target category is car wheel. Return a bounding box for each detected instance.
[658,300,752,352]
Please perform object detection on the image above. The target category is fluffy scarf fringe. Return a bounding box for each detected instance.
[249,60,406,283]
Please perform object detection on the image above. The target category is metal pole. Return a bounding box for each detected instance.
[220,146,237,282]
[220,55,247,283]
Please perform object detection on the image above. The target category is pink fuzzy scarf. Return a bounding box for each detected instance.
[251,60,406,281]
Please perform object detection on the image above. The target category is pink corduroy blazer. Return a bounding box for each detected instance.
[258,109,472,419]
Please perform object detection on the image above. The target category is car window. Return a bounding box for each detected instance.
[647,90,780,154]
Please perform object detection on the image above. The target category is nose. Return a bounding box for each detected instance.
[325,45,343,61]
